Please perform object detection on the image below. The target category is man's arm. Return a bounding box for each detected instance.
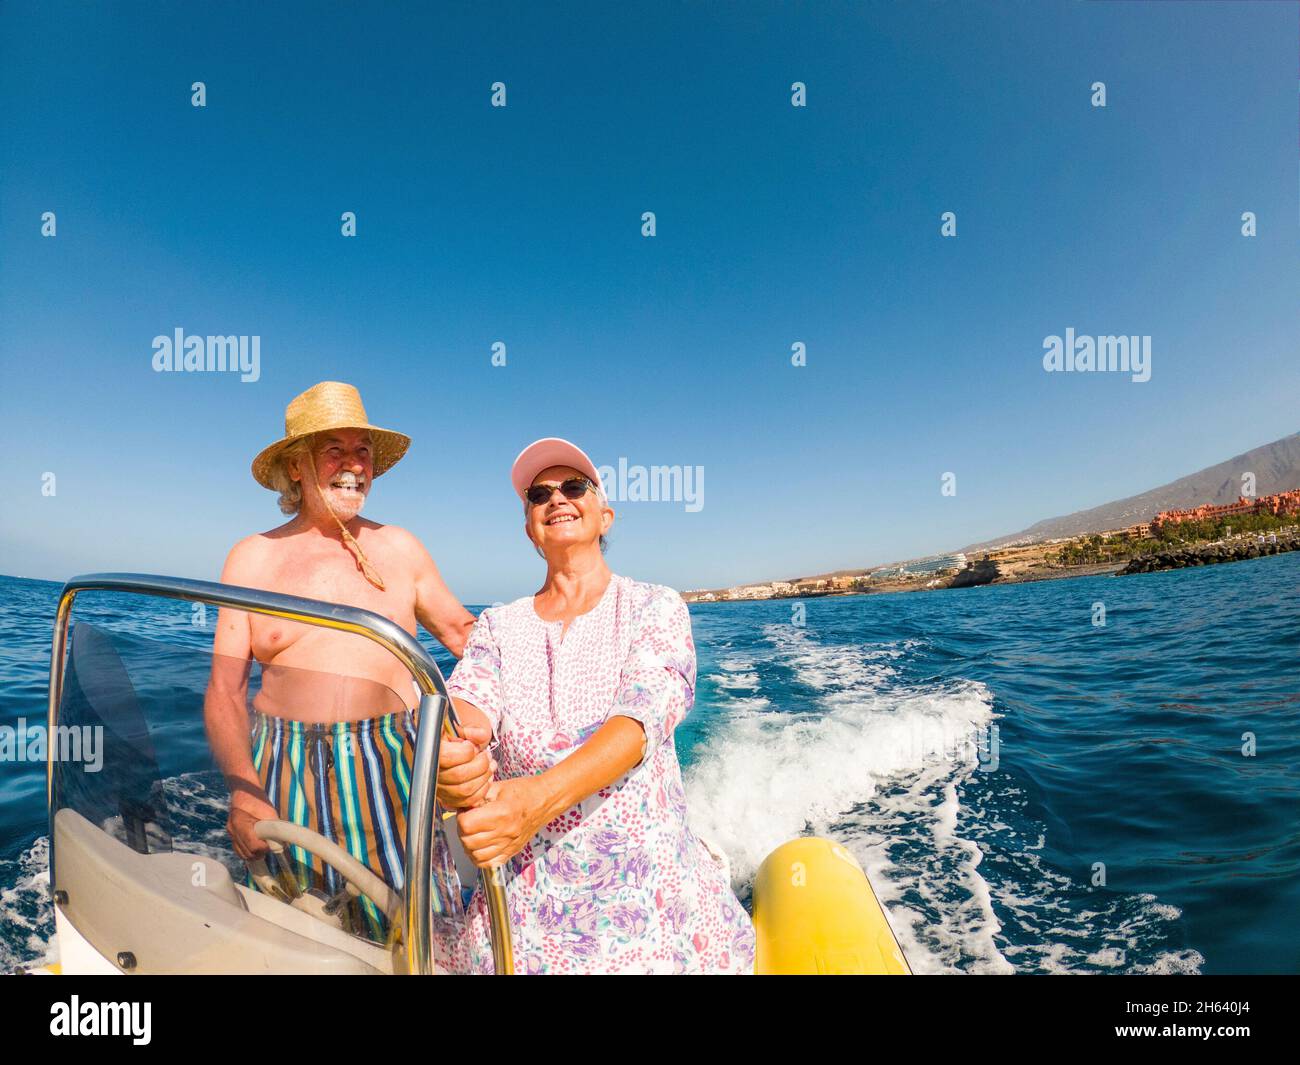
[205,540,257,791]
[451,697,492,736]
[435,698,496,810]
[204,537,278,859]
[404,530,476,657]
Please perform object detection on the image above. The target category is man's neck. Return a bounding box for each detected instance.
[291,506,362,541]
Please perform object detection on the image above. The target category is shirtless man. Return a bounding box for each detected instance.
[203,382,486,934]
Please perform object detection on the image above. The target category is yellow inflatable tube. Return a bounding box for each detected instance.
[752,837,911,975]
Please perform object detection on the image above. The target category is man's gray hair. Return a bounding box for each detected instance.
[267,436,315,515]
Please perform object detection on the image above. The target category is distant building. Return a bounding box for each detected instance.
[1152,490,1300,530]
[899,552,967,575]
[1257,489,1300,517]
[728,584,773,600]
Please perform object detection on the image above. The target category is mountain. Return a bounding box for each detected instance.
[963,432,1300,552]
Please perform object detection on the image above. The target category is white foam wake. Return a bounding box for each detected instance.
[0,836,57,972]
[685,624,1202,974]
[685,624,1009,972]
[686,675,996,883]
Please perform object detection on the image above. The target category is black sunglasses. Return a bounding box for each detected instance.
[526,477,599,507]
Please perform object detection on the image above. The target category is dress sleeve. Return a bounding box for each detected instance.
[445,609,504,734]
[607,588,696,765]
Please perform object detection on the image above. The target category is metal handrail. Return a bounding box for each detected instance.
[46,572,513,976]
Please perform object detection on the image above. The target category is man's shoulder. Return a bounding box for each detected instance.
[368,522,431,557]
[225,529,278,562]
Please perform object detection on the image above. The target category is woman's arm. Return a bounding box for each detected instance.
[456,716,644,868]
[532,716,645,823]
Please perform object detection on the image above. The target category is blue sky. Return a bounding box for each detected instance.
[2,1,1297,603]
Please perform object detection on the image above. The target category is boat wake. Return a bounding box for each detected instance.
[686,623,1201,974]
[0,837,54,972]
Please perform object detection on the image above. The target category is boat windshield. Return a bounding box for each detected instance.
[49,618,469,975]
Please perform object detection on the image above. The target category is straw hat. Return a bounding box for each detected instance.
[251,381,410,489]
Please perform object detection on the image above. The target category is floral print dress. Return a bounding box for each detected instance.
[435,573,755,974]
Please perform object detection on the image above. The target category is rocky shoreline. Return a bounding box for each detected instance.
[949,558,1003,588]
[686,529,1299,604]
[1119,532,1300,575]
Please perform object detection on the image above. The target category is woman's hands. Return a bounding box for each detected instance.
[453,717,645,870]
[456,775,554,869]
[436,724,496,811]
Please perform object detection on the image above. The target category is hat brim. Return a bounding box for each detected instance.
[511,438,604,501]
[252,425,411,490]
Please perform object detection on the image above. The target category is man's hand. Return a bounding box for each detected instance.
[455,776,551,869]
[227,788,281,861]
[436,724,496,811]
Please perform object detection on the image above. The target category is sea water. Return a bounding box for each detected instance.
[1,555,1297,973]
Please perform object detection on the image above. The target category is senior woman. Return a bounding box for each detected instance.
[432,438,755,974]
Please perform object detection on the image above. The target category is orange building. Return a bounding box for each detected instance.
[1151,490,1300,530]
[1256,488,1300,517]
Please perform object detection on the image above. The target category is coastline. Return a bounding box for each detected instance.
[684,511,1300,606]
[684,559,1126,605]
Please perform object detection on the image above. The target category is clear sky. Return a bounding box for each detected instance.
[2,1,1297,603]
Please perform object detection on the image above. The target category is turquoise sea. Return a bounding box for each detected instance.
[1,555,1297,973]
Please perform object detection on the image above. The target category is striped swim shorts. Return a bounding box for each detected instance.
[250,709,416,941]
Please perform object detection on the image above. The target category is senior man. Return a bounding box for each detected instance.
[203,381,487,939]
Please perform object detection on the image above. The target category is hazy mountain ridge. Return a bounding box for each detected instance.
[963,432,1300,552]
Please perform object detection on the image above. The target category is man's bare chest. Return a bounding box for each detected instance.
[260,541,414,619]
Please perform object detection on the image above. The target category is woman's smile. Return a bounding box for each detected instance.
[431,436,755,973]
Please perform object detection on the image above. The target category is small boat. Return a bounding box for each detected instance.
[33,573,910,975]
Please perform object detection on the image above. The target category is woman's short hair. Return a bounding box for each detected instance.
[594,485,610,553]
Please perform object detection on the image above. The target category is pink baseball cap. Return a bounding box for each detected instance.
[510,438,605,501]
